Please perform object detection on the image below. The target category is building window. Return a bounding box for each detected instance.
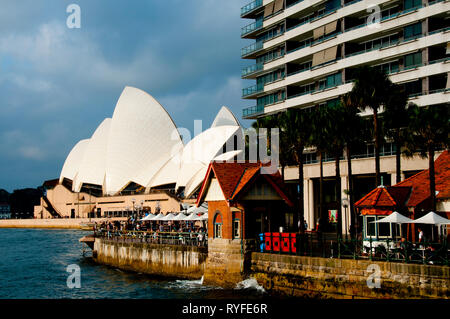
[404,51,422,68]
[233,219,241,239]
[404,22,422,40]
[214,212,223,238]
[365,216,376,237]
[404,0,421,10]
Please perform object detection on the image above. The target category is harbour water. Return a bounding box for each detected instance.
[0,228,266,299]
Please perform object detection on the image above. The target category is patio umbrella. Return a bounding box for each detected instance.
[160,213,177,221]
[412,212,450,241]
[184,213,202,221]
[371,211,414,224]
[412,212,450,225]
[151,213,166,221]
[140,214,156,221]
[370,211,413,242]
[187,203,208,214]
[172,213,188,221]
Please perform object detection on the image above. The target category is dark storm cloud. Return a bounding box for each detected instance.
[0,0,254,191]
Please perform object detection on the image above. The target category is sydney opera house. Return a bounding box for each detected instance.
[34,87,244,219]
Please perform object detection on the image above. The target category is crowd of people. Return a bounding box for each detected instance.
[93,216,207,246]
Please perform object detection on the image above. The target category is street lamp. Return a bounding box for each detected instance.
[342,197,349,240]
[132,198,136,220]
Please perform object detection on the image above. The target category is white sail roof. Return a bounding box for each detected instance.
[211,106,240,127]
[175,125,241,190]
[105,86,183,195]
[73,118,111,192]
[59,139,90,183]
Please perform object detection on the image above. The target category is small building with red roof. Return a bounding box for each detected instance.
[196,161,294,287]
[355,150,450,242]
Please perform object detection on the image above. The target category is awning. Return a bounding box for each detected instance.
[313,26,325,39]
[325,20,338,35]
[264,2,274,17]
[323,45,338,64]
[274,0,284,13]
[312,51,324,66]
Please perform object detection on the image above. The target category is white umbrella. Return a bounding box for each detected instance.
[184,213,202,221]
[172,213,188,221]
[412,212,450,225]
[187,203,208,214]
[412,211,450,241]
[140,213,157,221]
[151,213,166,221]
[370,212,413,242]
[371,211,414,224]
[160,213,177,221]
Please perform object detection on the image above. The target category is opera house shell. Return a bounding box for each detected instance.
[59,86,243,198]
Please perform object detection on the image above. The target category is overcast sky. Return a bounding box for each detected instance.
[0,0,254,192]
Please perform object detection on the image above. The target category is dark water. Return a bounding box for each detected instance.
[0,229,266,299]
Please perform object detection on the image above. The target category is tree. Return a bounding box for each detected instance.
[340,93,368,238]
[279,108,313,232]
[404,104,449,212]
[310,105,333,231]
[350,66,393,186]
[383,84,409,184]
[326,105,347,237]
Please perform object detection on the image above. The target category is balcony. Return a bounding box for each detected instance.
[241,20,263,37]
[241,0,263,17]
[242,63,264,77]
[243,105,264,119]
[241,41,264,58]
[242,83,264,98]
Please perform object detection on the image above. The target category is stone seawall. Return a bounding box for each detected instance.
[94,238,207,279]
[0,218,126,229]
[250,253,450,299]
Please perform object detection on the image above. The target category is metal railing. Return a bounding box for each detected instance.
[256,232,449,265]
[242,104,265,118]
[242,20,263,37]
[241,0,263,17]
[95,229,208,247]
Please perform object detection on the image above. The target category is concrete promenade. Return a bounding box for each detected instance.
[0,218,127,229]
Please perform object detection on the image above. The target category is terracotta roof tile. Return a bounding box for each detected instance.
[394,150,450,207]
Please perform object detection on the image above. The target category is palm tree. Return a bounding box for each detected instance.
[383,84,409,184]
[340,93,368,238]
[350,66,393,186]
[326,105,347,237]
[278,108,313,232]
[310,105,332,231]
[404,104,449,212]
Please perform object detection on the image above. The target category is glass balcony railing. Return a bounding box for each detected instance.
[241,0,263,17]
[243,105,264,118]
[242,63,264,77]
[241,41,264,57]
[242,83,264,97]
[241,20,263,37]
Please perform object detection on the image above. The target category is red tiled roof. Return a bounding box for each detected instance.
[394,150,450,207]
[196,162,293,207]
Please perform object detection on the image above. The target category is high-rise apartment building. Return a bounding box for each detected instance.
[240,0,449,233]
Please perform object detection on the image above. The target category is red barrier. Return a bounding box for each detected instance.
[281,233,290,253]
[290,233,297,253]
[272,232,280,252]
[264,232,272,251]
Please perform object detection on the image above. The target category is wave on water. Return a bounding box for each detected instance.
[235,278,266,293]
